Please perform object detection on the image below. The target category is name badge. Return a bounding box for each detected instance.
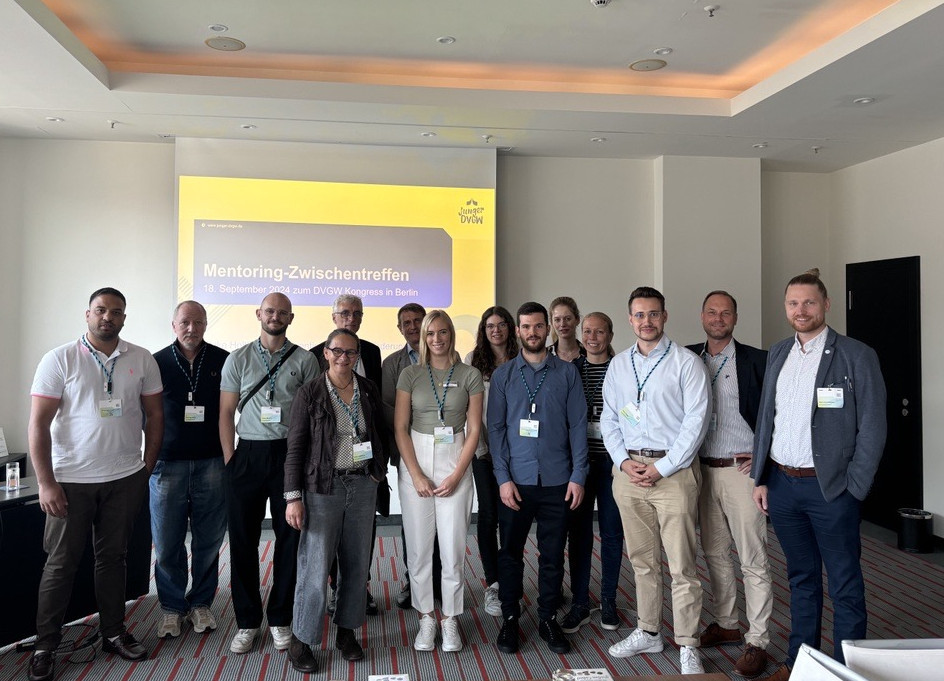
[353,441,373,462]
[184,405,205,422]
[587,421,602,439]
[434,426,455,444]
[260,406,282,423]
[619,402,641,427]
[99,399,122,418]
[519,419,540,438]
[709,412,718,432]
[442,382,459,388]
[817,387,844,408]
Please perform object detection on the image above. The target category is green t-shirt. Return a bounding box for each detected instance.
[397,361,484,435]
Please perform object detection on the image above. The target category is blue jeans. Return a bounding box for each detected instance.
[767,468,866,665]
[293,474,377,646]
[149,458,227,615]
[567,456,624,606]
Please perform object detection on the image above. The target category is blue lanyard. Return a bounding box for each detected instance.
[518,364,550,418]
[172,344,205,404]
[81,335,118,397]
[702,352,729,388]
[630,340,673,405]
[256,339,288,404]
[329,376,362,442]
[427,363,457,425]
[580,358,610,417]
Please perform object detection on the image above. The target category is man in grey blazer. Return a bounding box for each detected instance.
[751,269,886,681]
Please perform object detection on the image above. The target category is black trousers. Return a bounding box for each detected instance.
[497,482,568,621]
[224,439,299,628]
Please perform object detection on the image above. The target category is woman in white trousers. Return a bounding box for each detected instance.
[395,310,484,653]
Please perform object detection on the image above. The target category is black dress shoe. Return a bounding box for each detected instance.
[539,618,571,654]
[336,627,365,661]
[288,635,318,674]
[365,589,379,616]
[496,615,520,654]
[28,651,54,681]
[395,581,412,609]
[102,632,148,660]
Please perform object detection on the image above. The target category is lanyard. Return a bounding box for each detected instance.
[630,340,673,405]
[81,335,118,397]
[256,339,288,404]
[427,363,457,425]
[581,358,610,416]
[702,352,729,388]
[172,344,205,404]
[518,364,550,418]
[330,376,362,442]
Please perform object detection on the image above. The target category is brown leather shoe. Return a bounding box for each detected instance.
[699,621,743,647]
[734,644,769,678]
[757,663,791,681]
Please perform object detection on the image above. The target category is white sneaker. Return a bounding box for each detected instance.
[157,612,182,638]
[230,628,257,654]
[414,614,437,651]
[484,583,502,617]
[441,617,462,652]
[188,607,217,634]
[608,628,664,658]
[270,625,292,651]
[680,645,705,674]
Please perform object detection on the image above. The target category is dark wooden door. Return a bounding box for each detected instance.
[846,256,922,529]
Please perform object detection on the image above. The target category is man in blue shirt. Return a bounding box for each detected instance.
[488,301,588,655]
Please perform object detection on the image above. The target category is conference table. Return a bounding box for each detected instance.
[0,473,152,647]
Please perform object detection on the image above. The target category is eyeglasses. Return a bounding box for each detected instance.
[631,311,664,321]
[485,322,508,331]
[334,310,364,320]
[327,347,360,359]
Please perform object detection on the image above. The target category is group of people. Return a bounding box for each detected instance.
[25,269,885,681]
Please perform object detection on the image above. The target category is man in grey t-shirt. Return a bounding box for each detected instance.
[219,293,319,655]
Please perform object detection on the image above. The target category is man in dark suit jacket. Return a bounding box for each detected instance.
[687,290,773,679]
[311,294,384,615]
[751,270,886,681]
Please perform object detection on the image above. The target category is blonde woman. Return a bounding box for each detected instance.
[549,296,586,362]
[395,310,484,653]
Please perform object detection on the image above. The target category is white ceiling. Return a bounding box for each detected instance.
[2,0,944,172]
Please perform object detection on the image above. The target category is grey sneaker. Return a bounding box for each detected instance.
[157,612,182,638]
[188,607,217,634]
[483,583,502,617]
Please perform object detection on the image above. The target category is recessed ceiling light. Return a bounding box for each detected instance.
[629,59,667,72]
[852,97,875,105]
[752,142,768,149]
[437,36,456,45]
[208,24,229,33]
[420,131,437,138]
[653,47,673,56]
[240,124,257,130]
[205,36,246,51]
[811,145,823,154]
[590,136,607,143]
[45,117,64,122]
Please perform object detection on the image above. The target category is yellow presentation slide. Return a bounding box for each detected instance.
[178,176,495,356]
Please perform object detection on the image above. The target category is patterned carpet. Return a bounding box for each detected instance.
[1,525,942,681]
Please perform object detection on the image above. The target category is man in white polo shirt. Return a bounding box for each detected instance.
[28,287,164,681]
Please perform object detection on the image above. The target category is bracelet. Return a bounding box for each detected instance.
[283,490,302,501]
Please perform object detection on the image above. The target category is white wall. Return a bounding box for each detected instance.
[496,155,653,350]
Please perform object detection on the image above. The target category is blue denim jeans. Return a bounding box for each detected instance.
[149,458,227,615]
[567,456,624,606]
[293,474,378,646]
[767,467,866,665]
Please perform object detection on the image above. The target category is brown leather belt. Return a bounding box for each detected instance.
[700,456,737,468]
[775,462,817,478]
[628,449,667,459]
